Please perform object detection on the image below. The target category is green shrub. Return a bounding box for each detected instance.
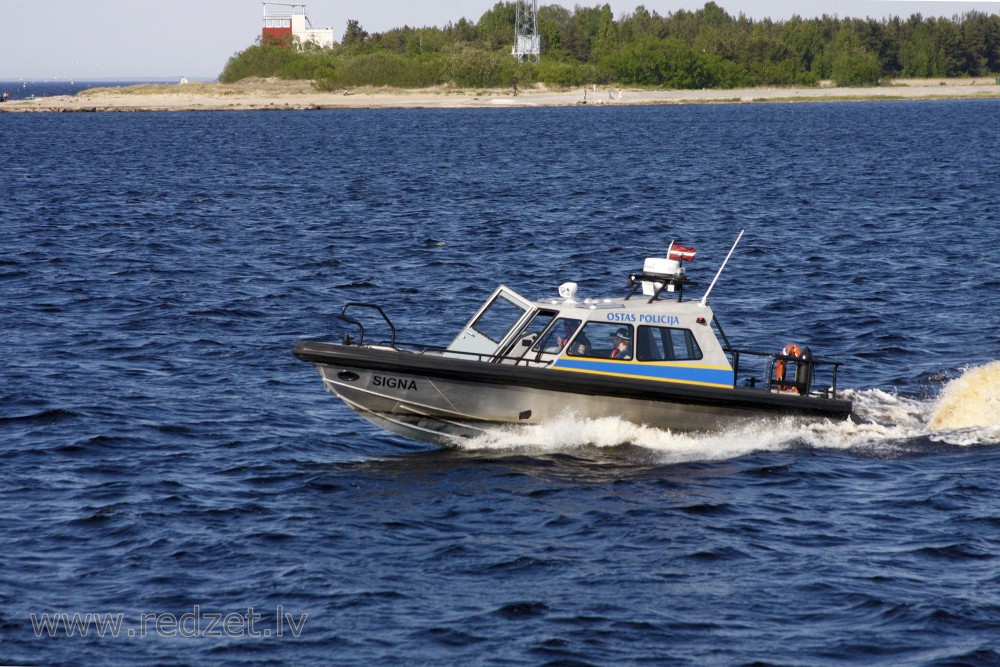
[313,53,448,88]
[446,49,518,87]
[831,45,881,86]
[219,43,307,83]
[535,59,597,86]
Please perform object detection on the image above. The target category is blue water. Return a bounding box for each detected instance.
[3,101,1000,665]
[0,80,178,101]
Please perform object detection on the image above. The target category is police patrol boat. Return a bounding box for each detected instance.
[293,235,852,445]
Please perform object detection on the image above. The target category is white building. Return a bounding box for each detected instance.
[262,3,335,48]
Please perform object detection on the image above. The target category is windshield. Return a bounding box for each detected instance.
[532,318,583,353]
[471,295,527,343]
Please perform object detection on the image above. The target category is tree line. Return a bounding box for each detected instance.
[219,2,1000,89]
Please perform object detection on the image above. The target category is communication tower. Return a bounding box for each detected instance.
[512,0,540,63]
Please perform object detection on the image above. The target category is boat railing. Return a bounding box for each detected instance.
[338,303,554,367]
[387,341,555,367]
[340,302,396,347]
[729,347,843,398]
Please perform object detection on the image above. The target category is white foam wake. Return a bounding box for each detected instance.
[463,412,802,464]
[459,361,1000,461]
[927,361,1000,430]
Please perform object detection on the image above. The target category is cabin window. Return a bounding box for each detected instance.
[567,322,633,360]
[637,326,703,361]
[519,311,556,340]
[471,295,528,344]
[532,317,582,353]
[507,310,556,353]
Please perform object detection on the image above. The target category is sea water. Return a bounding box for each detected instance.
[2,100,1000,665]
[0,80,179,101]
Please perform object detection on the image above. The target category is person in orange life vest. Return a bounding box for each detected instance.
[611,328,632,359]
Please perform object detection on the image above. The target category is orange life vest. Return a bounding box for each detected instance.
[775,343,803,393]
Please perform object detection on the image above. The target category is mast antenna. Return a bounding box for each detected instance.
[700,228,745,307]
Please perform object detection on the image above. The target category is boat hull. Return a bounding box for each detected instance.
[294,342,854,445]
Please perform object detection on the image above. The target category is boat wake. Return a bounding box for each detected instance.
[460,361,1000,462]
[927,360,1000,432]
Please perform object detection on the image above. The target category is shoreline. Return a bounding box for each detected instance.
[2,77,999,112]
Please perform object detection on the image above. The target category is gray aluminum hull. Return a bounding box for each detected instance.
[294,342,853,446]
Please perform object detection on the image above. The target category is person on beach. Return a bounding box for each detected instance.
[1,92,8,103]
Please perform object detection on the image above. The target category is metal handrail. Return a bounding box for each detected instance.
[335,308,554,367]
[728,347,842,398]
[358,337,554,368]
[340,302,396,347]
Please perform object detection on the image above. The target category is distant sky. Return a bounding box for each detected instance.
[2,0,997,80]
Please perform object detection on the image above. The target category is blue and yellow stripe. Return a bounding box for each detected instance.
[551,357,734,389]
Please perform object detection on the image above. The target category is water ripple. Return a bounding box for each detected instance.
[2,101,1000,666]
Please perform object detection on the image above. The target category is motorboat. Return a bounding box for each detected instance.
[294,237,853,444]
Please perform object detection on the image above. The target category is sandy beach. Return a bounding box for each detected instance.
[2,77,999,112]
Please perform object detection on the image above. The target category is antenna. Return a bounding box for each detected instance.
[512,0,540,63]
[700,228,745,307]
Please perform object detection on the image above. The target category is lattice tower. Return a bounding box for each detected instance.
[512,0,540,63]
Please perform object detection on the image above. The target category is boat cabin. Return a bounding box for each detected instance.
[445,274,736,390]
[437,249,836,397]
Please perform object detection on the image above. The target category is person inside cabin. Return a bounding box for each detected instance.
[567,328,591,356]
[611,328,632,359]
[534,318,586,354]
[556,319,579,352]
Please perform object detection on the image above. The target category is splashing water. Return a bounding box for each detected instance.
[462,412,801,464]
[460,364,1000,461]
[927,361,1000,431]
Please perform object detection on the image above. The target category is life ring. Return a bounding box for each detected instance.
[775,343,803,393]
